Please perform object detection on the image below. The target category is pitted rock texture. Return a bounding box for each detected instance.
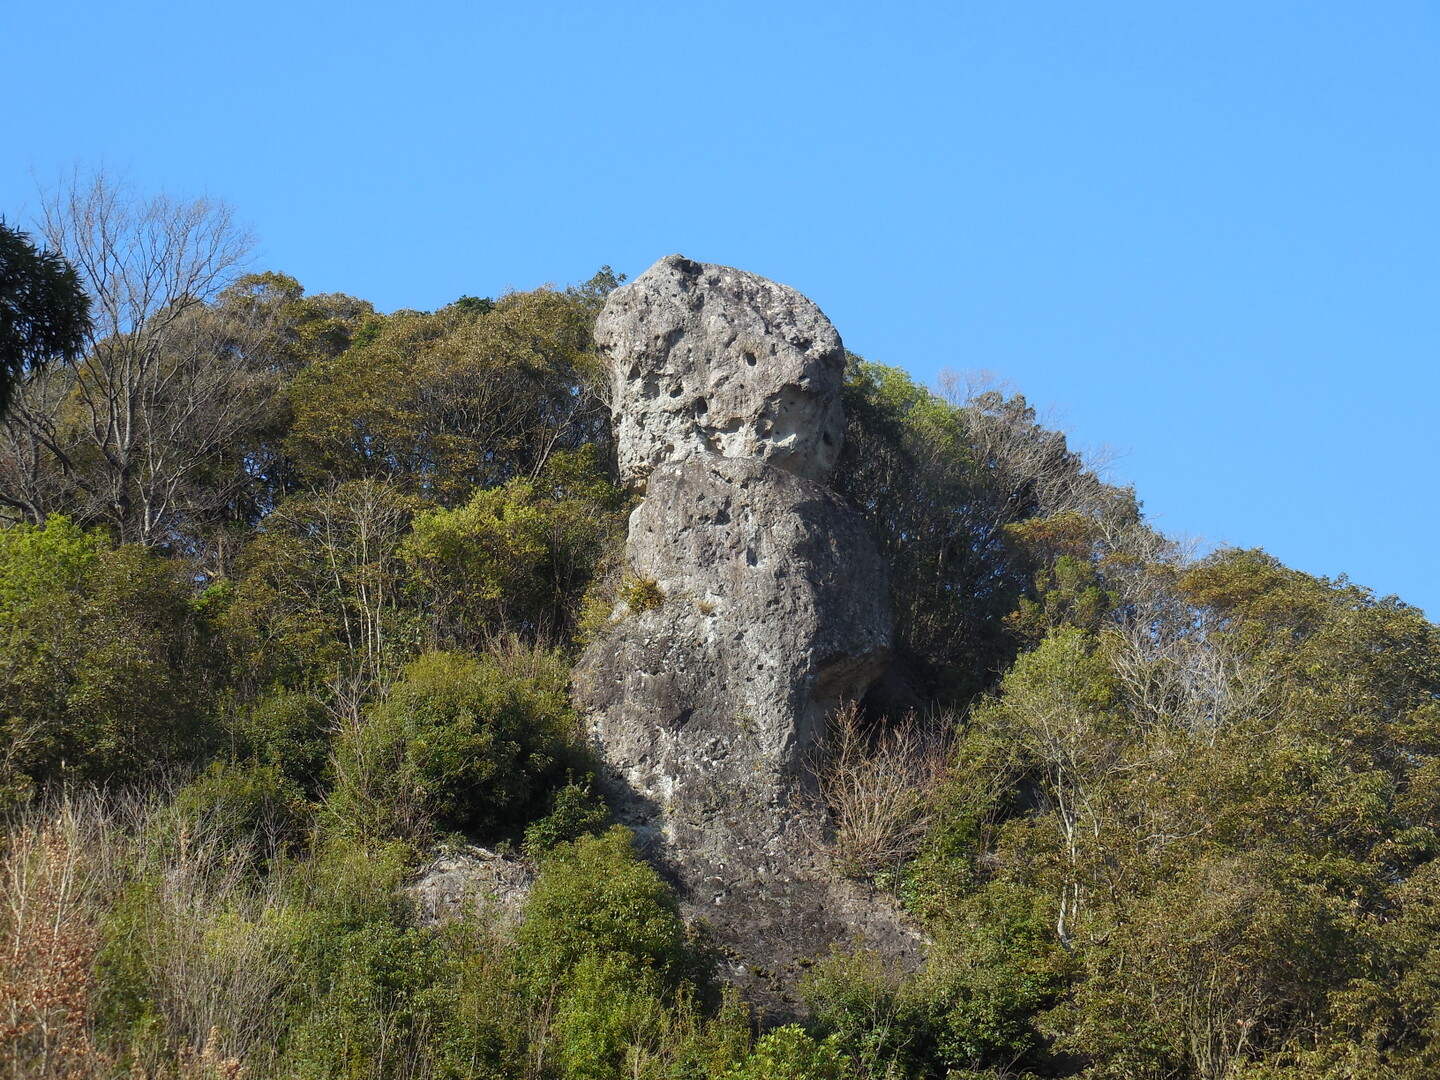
[575,257,917,1016]
[595,254,846,488]
[574,455,890,843]
[573,456,915,1013]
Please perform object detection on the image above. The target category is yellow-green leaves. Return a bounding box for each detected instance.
[286,286,607,504]
[400,446,626,649]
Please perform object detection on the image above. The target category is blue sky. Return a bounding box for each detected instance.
[7,1,1438,617]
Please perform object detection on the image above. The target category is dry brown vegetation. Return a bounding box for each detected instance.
[816,701,951,880]
[0,794,268,1080]
[0,800,108,1079]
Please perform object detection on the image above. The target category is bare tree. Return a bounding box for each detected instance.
[0,170,258,546]
[936,369,1118,524]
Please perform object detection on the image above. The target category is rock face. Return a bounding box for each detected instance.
[574,256,919,1014]
[408,846,534,928]
[575,454,890,843]
[595,256,847,488]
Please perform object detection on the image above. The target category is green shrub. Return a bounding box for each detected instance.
[0,519,217,796]
[727,1025,853,1080]
[522,773,610,859]
[431,916,528,1079]
[284,919,452,1080]
[664,987,754,1080]
[619,576,665,614]
[802,949,933,1078]
[288,835,415,931]
[277,837,443,1078]
[513,829,730,1077]
[517,827,704,997]
[401,447,628,649]
[326,647,580,843]
[173,760,310,862]
[533,923,751,1080]
[278,836,532,1079]
[548,953,674,1080]
[228,689,332,792]
[916,882,1071,1074]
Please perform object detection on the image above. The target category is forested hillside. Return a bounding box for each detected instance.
[3,175,1438,1080]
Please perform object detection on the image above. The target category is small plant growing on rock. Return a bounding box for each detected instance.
[619,576,665,614]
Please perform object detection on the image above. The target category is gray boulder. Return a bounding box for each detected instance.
[408,845,534,927]
[596,255,847,488]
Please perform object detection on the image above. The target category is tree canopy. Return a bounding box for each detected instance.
[0,221,90,415]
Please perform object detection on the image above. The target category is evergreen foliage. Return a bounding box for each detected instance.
[326,647,581,843]
[0,220,90,415]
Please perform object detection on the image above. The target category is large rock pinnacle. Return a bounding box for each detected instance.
[574,256,917,1014]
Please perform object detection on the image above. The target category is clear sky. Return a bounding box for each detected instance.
[6,1,1438,618]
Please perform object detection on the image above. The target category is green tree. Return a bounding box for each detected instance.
[170,272,376,570]
[286,284,611,504]
[834,360,1129,705]
[401,446,627,649]
[220,477,421,709]
[913,538,1440,1078]
[0,517,216,801]
[0,221,90,415]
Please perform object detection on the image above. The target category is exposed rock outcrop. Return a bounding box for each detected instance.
[574,255,920,1014]
[574,453,890,847]
[595,256,847,488]
[408,845,534,927]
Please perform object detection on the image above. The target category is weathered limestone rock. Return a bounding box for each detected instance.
[574,454,890,842]
[595,255,846,488]
[408,845,534,927]
[575,257,920,1015]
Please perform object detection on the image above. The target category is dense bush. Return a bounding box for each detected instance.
[517,827,707,996]
[727,1025,854,1079]
[801,950,933,1078]
[223,688,332,793]
[522,773,611,858]
[326,646,582,843]
[0,518,217,803]
[172,759,310,861]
